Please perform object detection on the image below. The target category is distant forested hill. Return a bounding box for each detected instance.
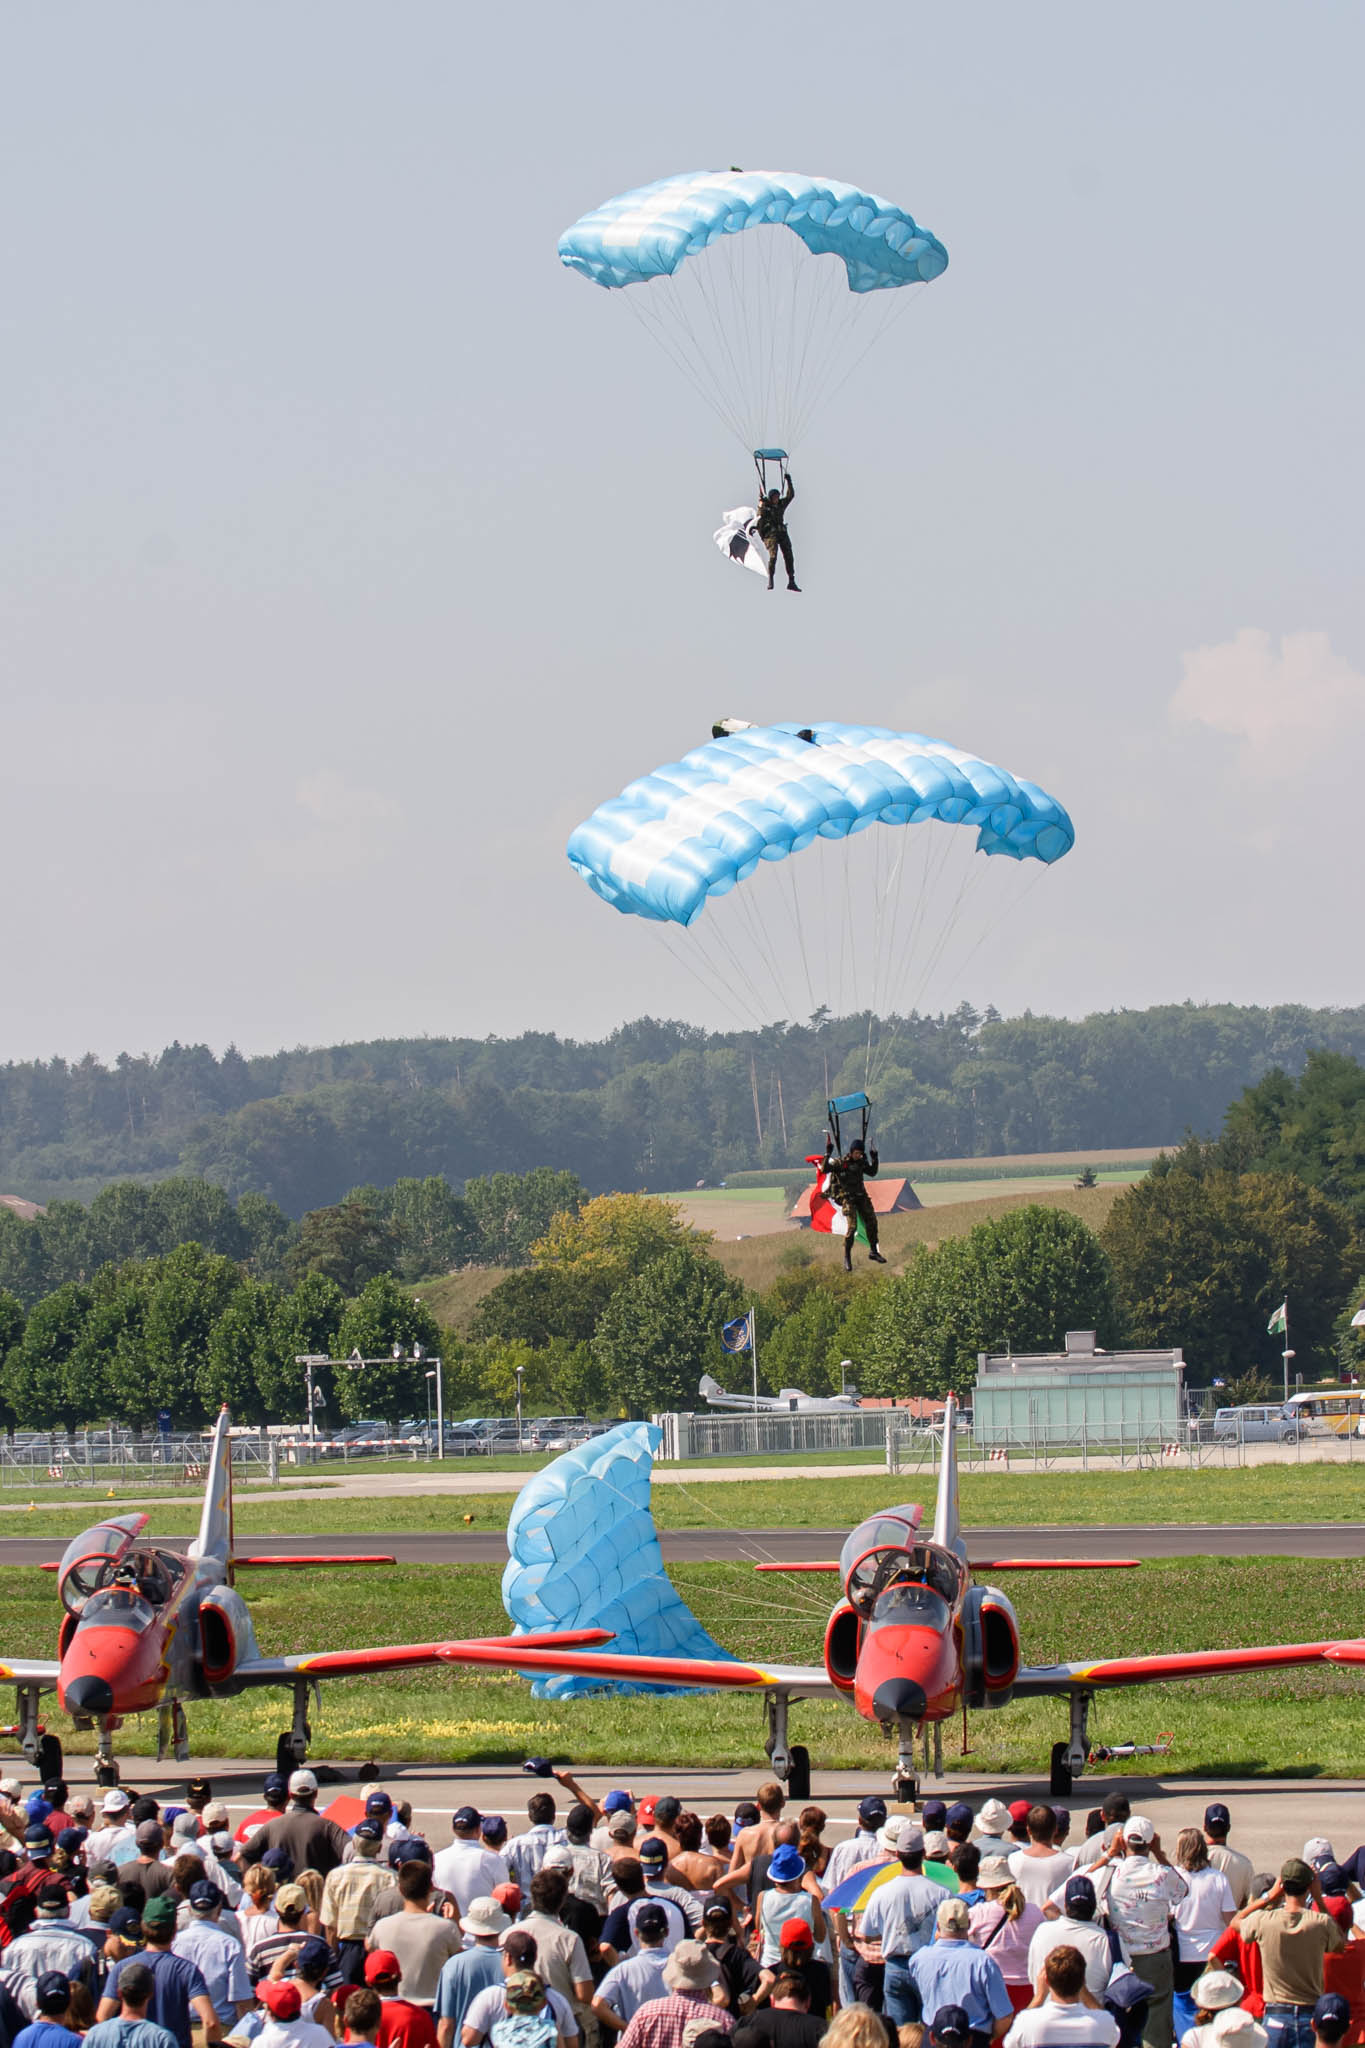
[3,1003,1363,1216]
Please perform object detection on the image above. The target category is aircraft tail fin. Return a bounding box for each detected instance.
[189,1407,235,1569]
[931,1394,964,1558]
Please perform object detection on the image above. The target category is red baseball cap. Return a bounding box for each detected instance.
[365,1951,402,1986]
[1008,1800,1032,1824]
[493,1883,521,1917]
[638,1796,659,1823]
[259,1982,302,2019]
[780,1920,814,1949]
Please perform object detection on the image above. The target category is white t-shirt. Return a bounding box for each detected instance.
[433,1842,513,1915]
[1026,1916,1115,2001]
[1005,2003,1120,2048]
[258,2022,333,2048]
[1173,1868,1236,1962]
[1009,1848,1077,1909]
[463,1984,578,2043]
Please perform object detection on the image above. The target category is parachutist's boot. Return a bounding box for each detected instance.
[869,1248,887,1264]
[787,580,801,592]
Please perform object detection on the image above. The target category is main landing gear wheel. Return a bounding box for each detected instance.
[1050,1741,1073,1798]
[34,1735,63,1782]
[276,1730,306,1776]
[892,1771,919,1805]
[787,1744,811,1800]
[94,1760,121,1788]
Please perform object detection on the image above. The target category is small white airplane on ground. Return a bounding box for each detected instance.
[698,1374,861,1413]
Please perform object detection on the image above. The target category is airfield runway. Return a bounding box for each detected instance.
[22,1756,1365,1877]
[0,1523,1360,1566]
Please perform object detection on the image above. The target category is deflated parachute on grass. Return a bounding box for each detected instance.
[501,1421,736,1697]
[566,721,1075,929]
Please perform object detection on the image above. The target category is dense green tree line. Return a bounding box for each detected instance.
[5,1002,1365,1213]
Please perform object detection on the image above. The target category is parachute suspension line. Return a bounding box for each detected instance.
[865,824,913,1087]
[810,279,929,444]
[783,856,818,1021]
[864,827,887,1087]
[929,862,1047,1023]
[840,840,857,1030]
[689,241,758,442]
[869,844,990,1092]
[657,927,769,1036]
[710,892,794,1025]
[623,291,747,446]
[864,823,961,1092]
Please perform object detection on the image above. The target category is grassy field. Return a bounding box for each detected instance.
[725,1148,1162,1189]
[6,1555,1361,1775]
[7,1461,1365,1539]
[709,1185,1124,1288]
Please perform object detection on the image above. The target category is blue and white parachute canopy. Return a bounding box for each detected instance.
[559,169,948,295]
[502,1422,736,1697]
[566,722,1075,929]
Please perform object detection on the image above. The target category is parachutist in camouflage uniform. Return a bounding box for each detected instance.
[824,1136,886,1269]
[756,474,799,591]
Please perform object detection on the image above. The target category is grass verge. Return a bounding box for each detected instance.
[4,1556,1360,1775]
[5,1462,1365,1539]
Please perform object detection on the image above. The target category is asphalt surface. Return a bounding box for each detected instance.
[15,1757,1365,1874]
[2,1523,1361,1566]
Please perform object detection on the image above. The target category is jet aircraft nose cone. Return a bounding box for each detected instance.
[63,1674,115,1716]
[872,1676,927,1722]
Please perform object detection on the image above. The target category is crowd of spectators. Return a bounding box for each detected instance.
[0,1771,1357,2048]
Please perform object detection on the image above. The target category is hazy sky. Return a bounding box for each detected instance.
[3,3,1361,1063]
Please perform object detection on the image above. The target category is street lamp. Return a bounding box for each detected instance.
[424,1370,434,1446]
[839,1359,853,1397]
[515,1365,525,1454]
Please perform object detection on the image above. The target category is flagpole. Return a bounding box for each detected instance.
[1282,1299,1291,1406]
[749,1306,759,1457]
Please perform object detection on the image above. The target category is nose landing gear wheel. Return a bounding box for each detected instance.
[95,1761,121,1788]
[787,1745,811,1800]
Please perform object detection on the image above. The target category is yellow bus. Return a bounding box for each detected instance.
[1282,1390,1365,1437]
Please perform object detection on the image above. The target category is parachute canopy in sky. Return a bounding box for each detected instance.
[566,722,1075,929]
[558,169,948,451]
[558,169,948,295]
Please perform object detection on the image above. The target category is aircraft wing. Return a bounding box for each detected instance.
[1015,1638,1365,1697]
[0,1660,60,1687]
[230,1629,617,1687]
[434,1642,838,1694]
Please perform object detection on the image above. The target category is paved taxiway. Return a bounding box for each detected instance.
[0,1523,1359,1566]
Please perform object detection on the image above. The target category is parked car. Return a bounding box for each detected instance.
[1212,1404,1300,1443]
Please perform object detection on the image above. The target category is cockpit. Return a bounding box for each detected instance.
[57,1517,185,1618]
[839,1507,967,1622]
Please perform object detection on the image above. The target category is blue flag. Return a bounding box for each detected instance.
[720,1315,752,1354]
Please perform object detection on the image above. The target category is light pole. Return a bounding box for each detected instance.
[515,1365,525,1454]
[839,1358,852,1397]
[294,1356,331,1458]
[311,1346,443,1460]
[424,1371,433,1446]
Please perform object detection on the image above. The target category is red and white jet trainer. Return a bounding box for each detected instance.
[432,1394,1365,1800]
[5,1407,608,1785]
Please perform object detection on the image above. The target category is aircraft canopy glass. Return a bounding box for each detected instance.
[839,1506,966,1619]
[58,1517,184,1616]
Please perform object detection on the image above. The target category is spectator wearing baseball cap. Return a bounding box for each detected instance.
[1000,1945,1120,2048]
[3,1884,97,2017]
[1203,1808,1256,1912]
[460,1931,577,2048]
[926,2004,976,2048]
[83,1793,136,1871]
[1087,1820,1188,2042]
[1231,1864,1344,2048]
[434,1811,510,1922]
[1075,1795,1131,1871]
[255,1975,328,2048]
[11,1968,83,2048]
[240,1774,349,1881]
[594,1902,673,2035]
[1026,1876,1112,2004]
[96,1895,217,2048]
[362,1949,439,2048]
[822,1797,887,1901]
[771,1919,831,2021]
[611,1940,732,2048]
[856,1822,952,2029]
[944,1805,974,1850]
[698,1902,761,2027]
[321,1821,391,1986]
[432,1899,509,2047]
[1312,1995,1351,2048]
[171,1881,251,2030]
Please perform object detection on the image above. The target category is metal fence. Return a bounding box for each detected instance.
[887,1414,1365,1473]
[656,1409,896,1460]
[0,1430,467,1490]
